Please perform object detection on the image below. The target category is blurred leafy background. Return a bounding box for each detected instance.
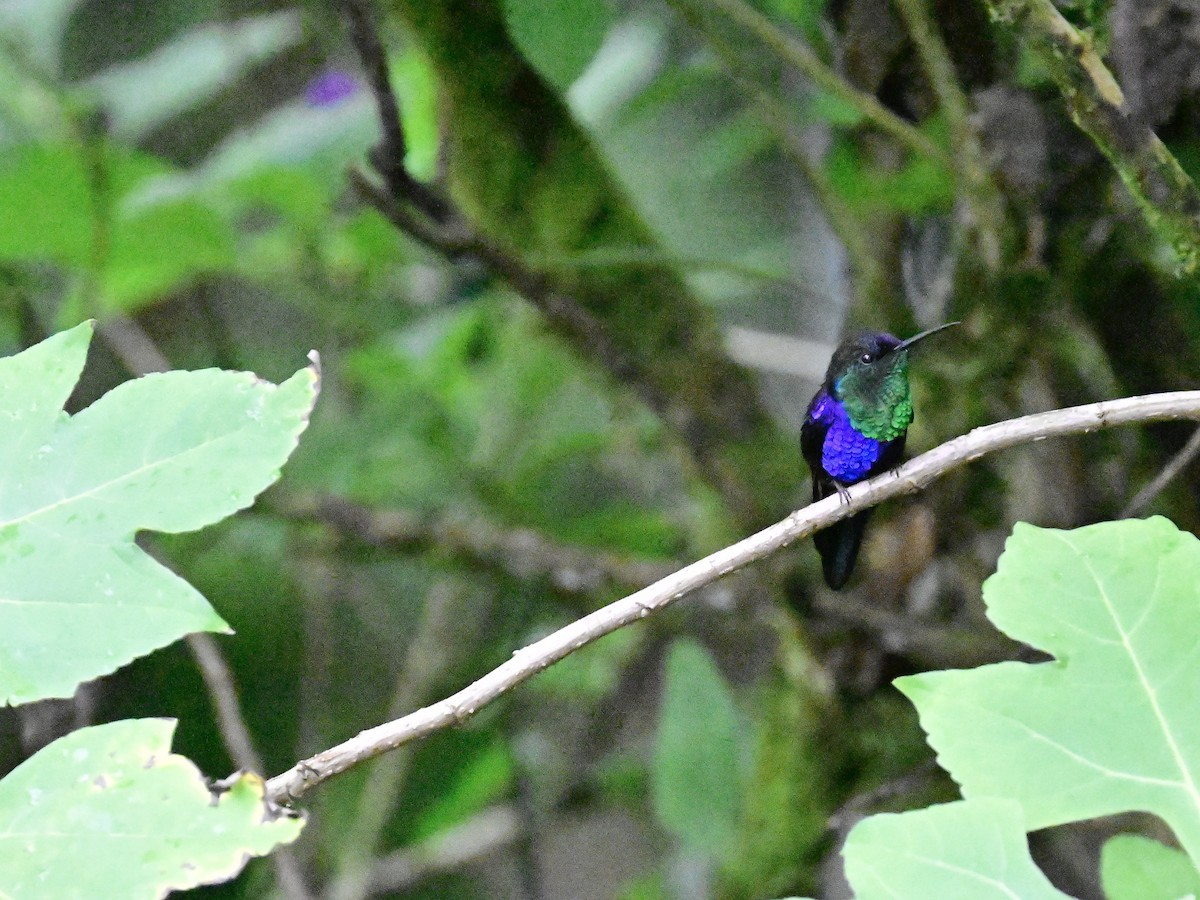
[1,0,1199,897]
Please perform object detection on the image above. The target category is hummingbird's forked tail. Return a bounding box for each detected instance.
[814,509,873,590]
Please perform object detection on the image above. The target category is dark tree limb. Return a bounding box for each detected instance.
[351,0,797,527]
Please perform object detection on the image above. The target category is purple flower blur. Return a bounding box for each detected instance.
[305,70,359,107]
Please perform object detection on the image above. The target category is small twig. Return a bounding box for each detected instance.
[187,634,266,774]
[342,0,407,175]
[893,0,1005,269]
[96,317,171,374]
[189,637,317,900]
[1120,424,1200,519]
[264,391,1200,805]
[367,805,519,893]
[341,0,449,222]
[688,0,951,166]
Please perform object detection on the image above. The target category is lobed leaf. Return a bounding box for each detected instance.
[0,324,318,704]
[899,518,1200,861]
[1101,833,1200,900]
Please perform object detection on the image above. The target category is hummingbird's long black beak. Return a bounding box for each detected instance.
[894,321,961,353]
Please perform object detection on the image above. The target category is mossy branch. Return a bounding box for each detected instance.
[380,0,796,527]
[983,0,1200,272]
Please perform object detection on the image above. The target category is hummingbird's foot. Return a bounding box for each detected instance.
[834,482,852,505]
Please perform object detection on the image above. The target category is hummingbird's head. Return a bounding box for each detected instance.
[826,332,907,403]
[825,323,958,440]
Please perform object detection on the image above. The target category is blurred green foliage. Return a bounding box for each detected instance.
[2,0,1200,896]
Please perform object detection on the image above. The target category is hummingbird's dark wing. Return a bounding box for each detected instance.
[816,434,906,589]
[802,388,909,589]
[800,389,834,502]
[802,389,861,588]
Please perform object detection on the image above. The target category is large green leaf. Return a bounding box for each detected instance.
[0,719,303,898]
[843,799,1071,899]
[0,323,318,704]
[899,518,1200,860]
[652,638,745,860]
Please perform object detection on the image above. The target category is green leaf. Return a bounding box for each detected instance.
[0,143,111,267]
[0,323,318,704]
[898,518,1200,860]
[764,0,829,45]
[1101,833,1200,900]
[104,194,235,311]
[652,638,744,860]
[183,91,377,187]
[843,799,1071,899]
[0,143,235,311]
[408,741,514,843]
[502,0,613,90]
[393,49,440,181]
[803,91,866,128]
[0,719,303,897]
[826,134,955,215]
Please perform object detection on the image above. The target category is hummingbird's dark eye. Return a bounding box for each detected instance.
[859,352,873,363]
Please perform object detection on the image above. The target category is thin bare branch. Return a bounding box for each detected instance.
[187,634,266,774]
[341,0,450,221]
[188,637,315,900]
[368,805,519,893]
[1120,423,1200,518]
[264,391,1200,805]
[285,494,676,599]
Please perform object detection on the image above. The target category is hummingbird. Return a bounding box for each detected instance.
[801,322,959,589]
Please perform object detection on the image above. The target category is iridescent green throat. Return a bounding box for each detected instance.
[836,355,914,441]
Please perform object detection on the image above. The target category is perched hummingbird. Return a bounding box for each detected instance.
[801,323,959,589]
